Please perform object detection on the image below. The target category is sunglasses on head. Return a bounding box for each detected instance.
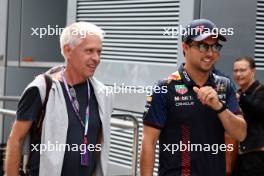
[189,42,223,53]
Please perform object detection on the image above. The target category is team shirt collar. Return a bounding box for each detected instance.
[178,63,216,88]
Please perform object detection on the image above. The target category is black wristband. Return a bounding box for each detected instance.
[214,101,227,114]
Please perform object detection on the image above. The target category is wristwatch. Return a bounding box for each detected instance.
[214,101,227,114]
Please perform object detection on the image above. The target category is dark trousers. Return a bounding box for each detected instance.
[232,151,264,176]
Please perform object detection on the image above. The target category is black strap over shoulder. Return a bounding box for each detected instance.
[23,74,52,175]
[252,84,264,96]
[34,74,53,135]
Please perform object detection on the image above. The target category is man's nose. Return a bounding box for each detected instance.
[234,71,241,77]
[91,52,100,63]
[206,47,213,57]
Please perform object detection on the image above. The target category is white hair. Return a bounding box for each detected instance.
[60,22,105,59]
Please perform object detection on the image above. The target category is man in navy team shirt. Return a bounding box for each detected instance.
[140,19,247,176]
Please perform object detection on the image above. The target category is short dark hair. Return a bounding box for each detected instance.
[182,39,193,56]
[234,56,256,69]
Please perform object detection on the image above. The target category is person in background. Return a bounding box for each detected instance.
[232,56,264,176]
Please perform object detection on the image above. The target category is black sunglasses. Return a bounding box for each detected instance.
[189,42,223,53]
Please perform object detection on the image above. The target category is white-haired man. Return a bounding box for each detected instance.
[5,22,113,176]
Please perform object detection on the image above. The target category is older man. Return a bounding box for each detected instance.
[140,19,247,176]
[232,57,264,176]
[5,22,113,176]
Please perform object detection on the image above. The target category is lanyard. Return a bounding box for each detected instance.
[61,68,90,137]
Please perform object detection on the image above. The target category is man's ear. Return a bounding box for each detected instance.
[182,42,189,53]
[63,44,72,60]
[252,68,257,78]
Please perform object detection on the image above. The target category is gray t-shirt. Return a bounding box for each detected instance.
[17,81,101,176]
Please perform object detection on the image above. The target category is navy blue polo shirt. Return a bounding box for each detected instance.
[143,64,241,176]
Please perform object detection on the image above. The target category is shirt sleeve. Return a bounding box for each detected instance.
[226,80,242,115]
[143,81,168,129]
[16,87,42,121]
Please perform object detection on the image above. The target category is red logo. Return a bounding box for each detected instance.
[195,25,204,33]
[175,85,188,95]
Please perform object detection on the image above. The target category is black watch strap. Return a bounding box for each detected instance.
[214,101,227,114]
